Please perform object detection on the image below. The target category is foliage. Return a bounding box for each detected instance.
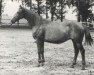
[22,0,32,8]
[46,0,66,21]
[66,0,94,22]
[35,0,42,15]
[21,0,94,22]
[0,0,4,24]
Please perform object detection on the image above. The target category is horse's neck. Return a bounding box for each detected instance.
[24,10,38,26]
[24,11,35,26]
[24,9,51,28]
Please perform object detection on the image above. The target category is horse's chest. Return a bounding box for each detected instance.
[32,26,44,39]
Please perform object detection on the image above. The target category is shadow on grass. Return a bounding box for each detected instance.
[0,25,32,29]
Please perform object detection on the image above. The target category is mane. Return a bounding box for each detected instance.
[23,7,39,18]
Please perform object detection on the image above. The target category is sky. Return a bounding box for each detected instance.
[3,0,77,20]
[3,0,22,17]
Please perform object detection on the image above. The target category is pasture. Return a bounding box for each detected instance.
[0,27,94,75]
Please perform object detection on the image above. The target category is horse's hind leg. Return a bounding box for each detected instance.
[70,40,79,68]
[36,39,45,67]
[77,43,86,70]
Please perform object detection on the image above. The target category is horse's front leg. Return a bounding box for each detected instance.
[36,39,45,67]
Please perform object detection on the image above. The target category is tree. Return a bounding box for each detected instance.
[0,0,2,24]
[29,0,32,10]
[46,0,58,21]
[22,0,32,9]
[46,0,67,21]
[45,0,49,19]
[36,0,42,15]
[66,0,94,22]
[59,0,66,22]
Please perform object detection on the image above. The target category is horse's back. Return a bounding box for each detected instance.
[44,20,71,43]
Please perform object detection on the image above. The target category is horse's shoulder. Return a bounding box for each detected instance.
[32,25,45,39]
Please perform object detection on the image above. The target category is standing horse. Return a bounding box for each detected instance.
[11,6,93,70]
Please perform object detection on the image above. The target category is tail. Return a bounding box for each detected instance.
[84,27,93,46]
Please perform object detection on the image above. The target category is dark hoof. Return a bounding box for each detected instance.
[41,62,45,66]
[82,66,85,70]
[81,64,86,70]
[37,62,45,67]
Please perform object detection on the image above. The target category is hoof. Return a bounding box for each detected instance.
[37,59,45,67]
[81,64,86,70]
[37,62,44,67]
[82,66,85,70]
[41,62,45,66]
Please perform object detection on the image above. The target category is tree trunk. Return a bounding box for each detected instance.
[51,12,54,21]
[30,0,32,10]
[51,2,56,21]
[77,11,81,22]
[46,0,48,19]
[51,5,54,21]
[0,0,2,25]
[46,7,48,19]
[37,1,40,15]
[60,1,63,22]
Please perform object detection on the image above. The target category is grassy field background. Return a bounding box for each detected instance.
[0,27,94,75]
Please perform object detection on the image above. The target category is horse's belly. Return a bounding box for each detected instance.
[44,29,69,44]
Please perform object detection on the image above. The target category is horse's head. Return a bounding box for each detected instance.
[11,5,25,24]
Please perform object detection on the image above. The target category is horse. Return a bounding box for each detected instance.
[10,6,93,70]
